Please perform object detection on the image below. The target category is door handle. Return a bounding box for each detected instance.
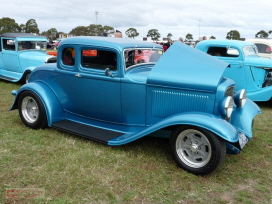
[75,73,81,77]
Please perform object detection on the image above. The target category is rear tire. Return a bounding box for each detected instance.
[18,91,48,129]
[170,125,226,175]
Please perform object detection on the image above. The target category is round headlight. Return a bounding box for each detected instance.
[234,89,246,108]
[219,96,234,119]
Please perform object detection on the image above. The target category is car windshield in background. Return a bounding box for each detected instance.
[18,41,47,51]
[124,49,163,69]
[243,45,258,57]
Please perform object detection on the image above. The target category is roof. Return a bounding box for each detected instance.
[247,38,272,43]
[0,33,40,38]
[58,36,162,51]
[196,40,254,49]
[0,33,48,42]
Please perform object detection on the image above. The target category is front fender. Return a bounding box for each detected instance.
[230,99,261,139]
[109,112,240,145]
[9,81,65,126]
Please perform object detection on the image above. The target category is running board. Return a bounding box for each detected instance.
[51,120,124,144]
[0,75,17,81]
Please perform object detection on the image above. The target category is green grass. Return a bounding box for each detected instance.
[0,80,271,204]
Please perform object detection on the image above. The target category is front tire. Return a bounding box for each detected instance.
[18,91,48,129]
[21,71,31,84]
[170,125,226,175]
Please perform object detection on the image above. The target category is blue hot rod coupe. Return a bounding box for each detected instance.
[196,40,272,102]
[0,33,56,83]
[10,37,261,175]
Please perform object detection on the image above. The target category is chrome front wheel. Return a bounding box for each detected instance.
[170,126,226,175]
[175,129,212,168]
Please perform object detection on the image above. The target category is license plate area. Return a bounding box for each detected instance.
[238,133,248,149]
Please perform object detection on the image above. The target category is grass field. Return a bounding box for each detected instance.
[0,80,271,204]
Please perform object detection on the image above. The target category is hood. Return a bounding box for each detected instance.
[147,42,229,92]
[244,55,272,68]
[19,51,55,68]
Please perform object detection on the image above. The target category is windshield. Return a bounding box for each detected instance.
[18,41,47,51]
[243,45,258,57]
[124,48,163,69]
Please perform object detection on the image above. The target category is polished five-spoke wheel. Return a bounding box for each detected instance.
[18,91,48,129]
[170,126,226,175]
[21,96,39,124]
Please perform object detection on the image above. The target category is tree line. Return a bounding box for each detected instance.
[0,17,271,41]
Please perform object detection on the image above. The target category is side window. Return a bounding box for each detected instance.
[255,43,272,54]
[81,49,117,71]
[3,39,15,51]
[62,48,75,66]
[207,47,239,58]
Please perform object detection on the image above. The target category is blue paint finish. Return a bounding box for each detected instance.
[0,33,56,82]
[148,42,229,92]
[10,82,65,125]
[109,112,239,145]
[10,36,261,155]
[196,40,272,101]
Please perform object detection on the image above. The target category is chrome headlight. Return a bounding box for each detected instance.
[234,89,246,108]
[219,96,234,119]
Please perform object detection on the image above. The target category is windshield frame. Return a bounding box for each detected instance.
[243,45,258,57]
[18,40,48,52]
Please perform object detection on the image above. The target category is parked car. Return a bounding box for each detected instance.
[196,40,272,102]
[10,37,260,175]
[0,33,56,83]
[246,38,272,59]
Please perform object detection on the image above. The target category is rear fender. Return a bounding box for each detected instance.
[10,81,64,126]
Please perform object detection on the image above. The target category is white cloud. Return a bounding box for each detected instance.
[2,0,272,40]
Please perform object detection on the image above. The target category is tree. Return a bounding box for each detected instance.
[87,24,103,36]
[69,25,114,36]
[42,28,58,41]
[25,19,39,34]
[20,24,26,33]
[226,30,240,40]
[69,26,89,36]
[269,30,272,35]
[210,36,216,39]
[167,33,173,40]
[147,29,161,41]
[125,28,139,39]
[0,17,20,34]
[255,30,269,38]
[102,25,114,35]
[185,33,193,41]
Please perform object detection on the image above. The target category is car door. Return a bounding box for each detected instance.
[0,38,20,73]
[55,46,123,124]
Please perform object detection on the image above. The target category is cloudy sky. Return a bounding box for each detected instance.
[2,0,272,40]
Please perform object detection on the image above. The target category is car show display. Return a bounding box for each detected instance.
[196,40,272,102]
[10,37,261,175]
[0,33,56,83]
